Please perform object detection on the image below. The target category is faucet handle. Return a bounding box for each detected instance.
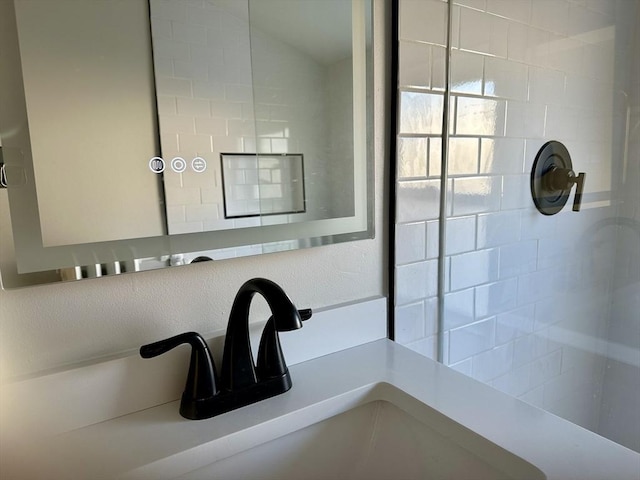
[140,332,218,419]
[257,309,312,380]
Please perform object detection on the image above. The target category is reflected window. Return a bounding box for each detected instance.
[221,154,306,218]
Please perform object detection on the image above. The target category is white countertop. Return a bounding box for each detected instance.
[2,340,639,479]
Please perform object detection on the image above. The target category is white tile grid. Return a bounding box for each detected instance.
[395,0,629,429]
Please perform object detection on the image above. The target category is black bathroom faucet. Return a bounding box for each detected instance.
[140,278,311,420]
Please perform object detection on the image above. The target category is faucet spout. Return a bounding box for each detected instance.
[140,278,307,420]
[221,278,302,392]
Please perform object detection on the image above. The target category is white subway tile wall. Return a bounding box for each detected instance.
[395,0,639,439]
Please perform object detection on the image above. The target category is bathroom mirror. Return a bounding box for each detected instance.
[0,0,373,288]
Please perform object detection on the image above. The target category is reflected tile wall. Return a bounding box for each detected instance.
[395,0,639,439]
[151,0,251,235]
[152,0,347,236]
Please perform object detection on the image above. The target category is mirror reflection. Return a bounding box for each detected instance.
[154,0,357,235]
[220,154,306,219]
[9,0,164,247]
[0,0,372,288]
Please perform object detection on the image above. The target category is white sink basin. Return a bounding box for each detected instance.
[173,383,545,480]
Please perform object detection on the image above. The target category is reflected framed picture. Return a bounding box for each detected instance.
[220,153,306,219]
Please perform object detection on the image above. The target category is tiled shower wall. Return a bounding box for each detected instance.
[150,0,353,246]
[394,0,639,442]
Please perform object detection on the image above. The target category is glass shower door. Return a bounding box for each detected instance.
[394,0,640,452]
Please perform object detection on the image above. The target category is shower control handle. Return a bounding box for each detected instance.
[541,166,586,212]
[531,141,585,216]
[572,172,585,212]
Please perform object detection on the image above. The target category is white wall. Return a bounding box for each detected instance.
[394,0,639,448]
[0,0,389,381]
